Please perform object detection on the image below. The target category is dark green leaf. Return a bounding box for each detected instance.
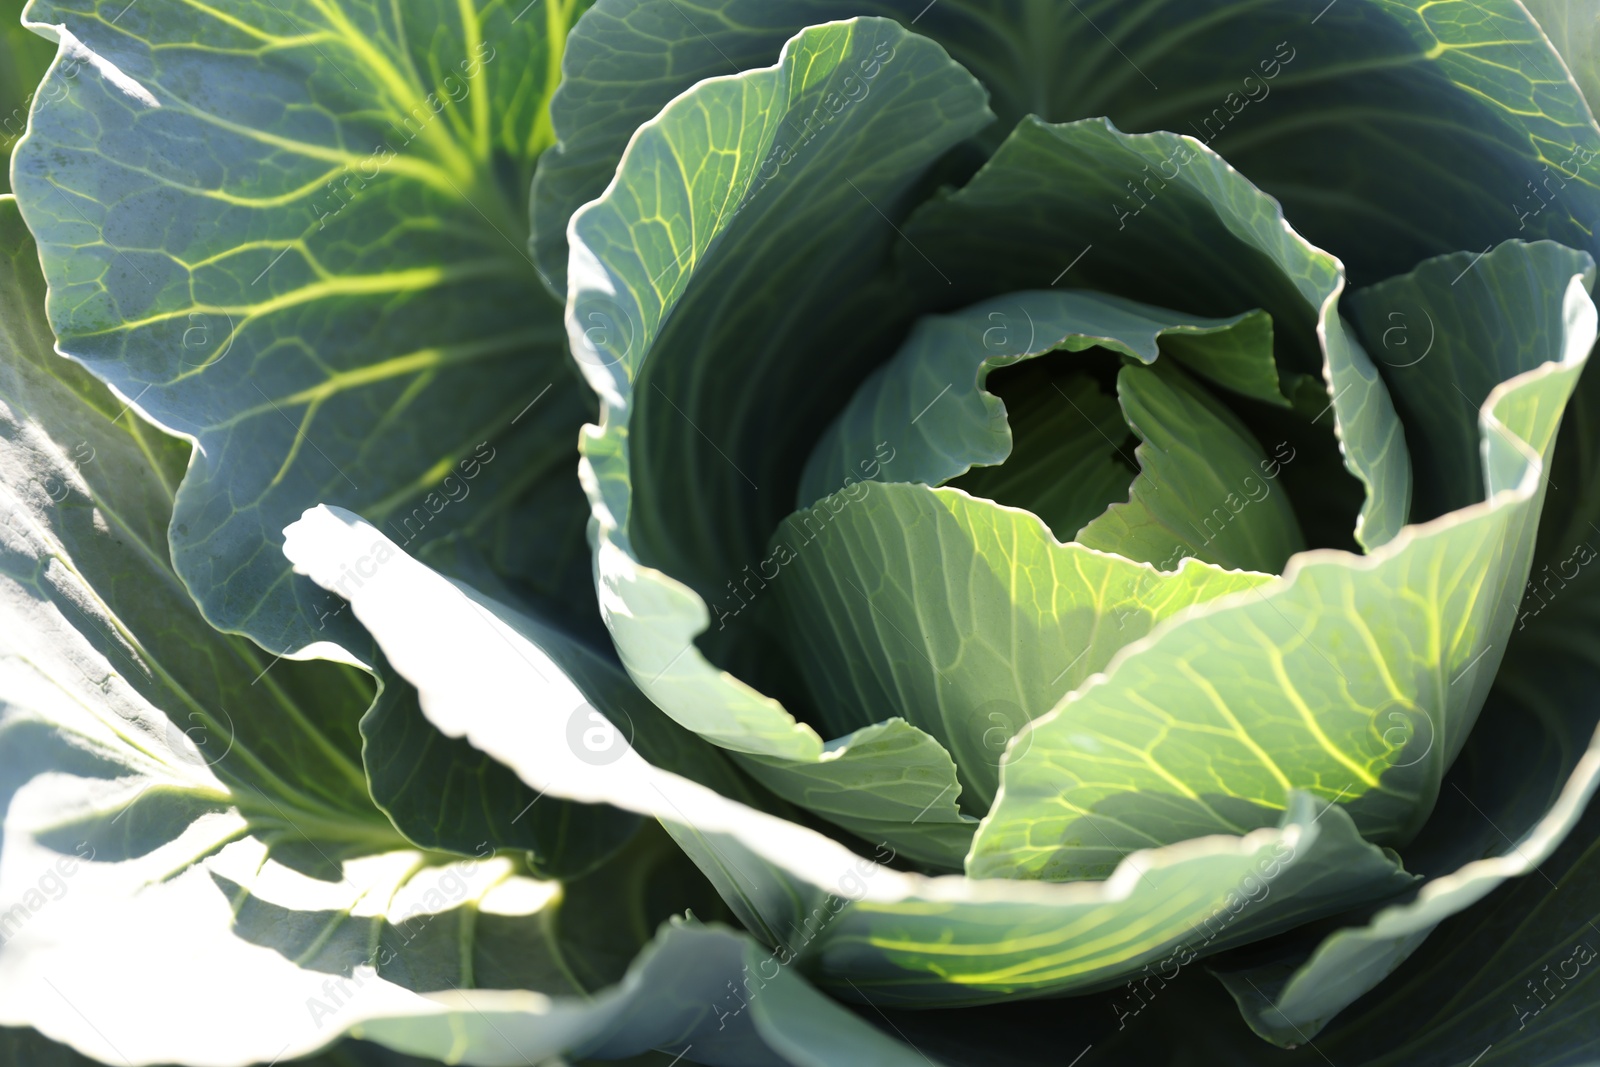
[13,0,596,655]
[536,0,1600,289]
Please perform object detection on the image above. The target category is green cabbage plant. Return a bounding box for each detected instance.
[5,1,1600,1065]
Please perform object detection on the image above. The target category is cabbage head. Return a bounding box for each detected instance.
[4,2,1600,1066]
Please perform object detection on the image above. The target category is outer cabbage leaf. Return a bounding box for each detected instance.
[0,1028,442,1066]
[533,0,1600,290]
[8,0,647,872]
[1214,718,1600,1046]
[0,191,896,1067]
[11,0,597,656]
[569,17,995,866]
[0,193,389,874]
[973,241,1597,879]
[1199,240,1600,1045]
[1526,0,1600,125]
[1348,241,1598,522]
[1296,795,1600,1067]
[357,665,640,880]
[284,503,1418,1009]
